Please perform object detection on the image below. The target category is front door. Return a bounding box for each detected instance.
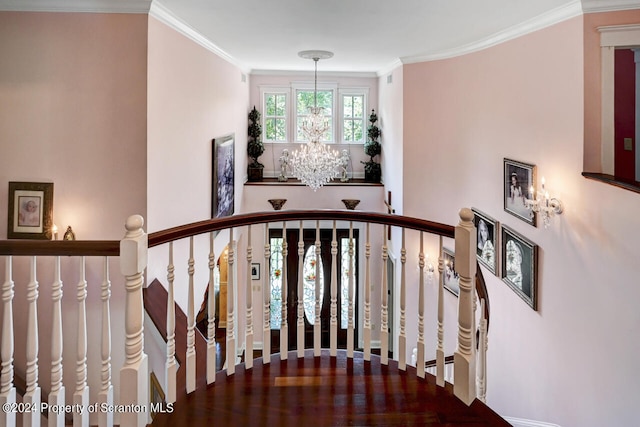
[268,228,358,352]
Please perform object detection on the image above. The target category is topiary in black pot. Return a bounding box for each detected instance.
[247,106,265,181]
[361,109,381,183]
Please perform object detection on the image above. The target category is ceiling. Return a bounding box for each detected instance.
[2,0,640,74]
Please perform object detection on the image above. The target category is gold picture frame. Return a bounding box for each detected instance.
[7,181,54,240]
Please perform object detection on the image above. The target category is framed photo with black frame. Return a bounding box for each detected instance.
[212,134,235,219]
[251,263,260,280]
[471,208,499,276]
[7,181,54,240]
[501,225,538,310]
[504,158,536,226]
[442,247,459,297]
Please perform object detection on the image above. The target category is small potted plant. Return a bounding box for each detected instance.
[361,109,381,183]
[247,106,265,181]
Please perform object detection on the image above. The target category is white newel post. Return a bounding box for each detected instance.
[119,215,149,427]
[1,257,16,427]
[453,208,477,405]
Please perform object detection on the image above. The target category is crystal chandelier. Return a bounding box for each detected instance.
[290,50,341,191]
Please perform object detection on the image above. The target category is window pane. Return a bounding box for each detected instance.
[353,95,364,118]
[270,238,284,329]
[353,120,364,142]
[266,95,276,116]
[275,118,286,141]
[265,118,276,141]
[344,120,353,142]
[344,96,353,118]
[275,94,286,116]
[303,245,324,325]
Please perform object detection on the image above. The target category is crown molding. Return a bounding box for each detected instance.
[582,0,640,13]
[149,1,250,74]
[376,59,403,78]
[401,0,582,64]
[250,69,378,78]
[0,0,151,13]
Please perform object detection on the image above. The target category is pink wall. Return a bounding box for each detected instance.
[146,16,250,330]
[614,49,636,181]
[0,11,148,424]
[403,16,640,427]
[583,9,640,172]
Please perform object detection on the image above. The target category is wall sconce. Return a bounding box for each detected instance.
[525,177,563,228]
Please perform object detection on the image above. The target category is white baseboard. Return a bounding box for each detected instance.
[502,416,561,427]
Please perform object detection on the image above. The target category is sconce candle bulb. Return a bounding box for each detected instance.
[525,177,563,228]
[52,224,58,240]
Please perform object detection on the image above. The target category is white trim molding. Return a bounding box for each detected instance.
[402,0,582,64]
[582,0,640,13]
[149,1,250,74]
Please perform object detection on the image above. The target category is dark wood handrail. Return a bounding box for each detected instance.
[148,209,455,247]
[0,240,120,256]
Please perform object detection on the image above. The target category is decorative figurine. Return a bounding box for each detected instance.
[278,149,290,182]
[340,149,350,182]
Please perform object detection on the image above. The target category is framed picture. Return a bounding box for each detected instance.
[251,263,260,280]
[504,158,536,226]
[472,208,499,276]
[212,134,235,219]
[7,181,54,240]
[442,247,459,297]
[501,225,538,310]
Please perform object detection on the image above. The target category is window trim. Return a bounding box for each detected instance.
[261,87,291,143]
[339,88,369,144]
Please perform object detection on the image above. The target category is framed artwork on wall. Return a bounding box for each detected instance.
[471,208,499,276]
[251,263,260,280]
[501,225,538,310]
[442,247,459,297]
[7,181,54,240]
[212,134,235,219]
[503,158,536,226]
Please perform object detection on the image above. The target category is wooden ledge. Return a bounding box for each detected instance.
[582,172,640,195]
[244,177,383,186]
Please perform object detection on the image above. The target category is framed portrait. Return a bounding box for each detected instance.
[442,247,459,297]
[471,208,499,276]
[501,225,538,310]
[212,134,235,219]
[503,158,536,226]
[251,263,260,280]
[7,181,54,240]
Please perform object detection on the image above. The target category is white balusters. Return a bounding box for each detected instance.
[226,228,236,375]
[49,256,65,427]
[245,226,253,370]
[477,299,488,402]
[24,256,41,427]
[380,225,389,365]
[453,208,477,405]
[296,221,304,358]
[74,257,89,427]
[330,221,338,357]
[314,221,321,357]
[98,257,113,427]
[262,224,270,364]
[280,222,289,360]
[436,236,445,387]
[346,223,355,358]
[398,230,407,371]
[1,257,16,427]
[363,223,371,361]
[207,233,217,383]
[119,214,149,427]
[186,237,196,393]
[165,242,177,402]
[416,233,425,379]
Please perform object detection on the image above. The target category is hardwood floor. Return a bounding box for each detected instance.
[150,349,510,427]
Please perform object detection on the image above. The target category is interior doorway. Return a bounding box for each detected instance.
[268,228,358,352]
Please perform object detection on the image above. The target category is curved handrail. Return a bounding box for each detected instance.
[148,209,455,247]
